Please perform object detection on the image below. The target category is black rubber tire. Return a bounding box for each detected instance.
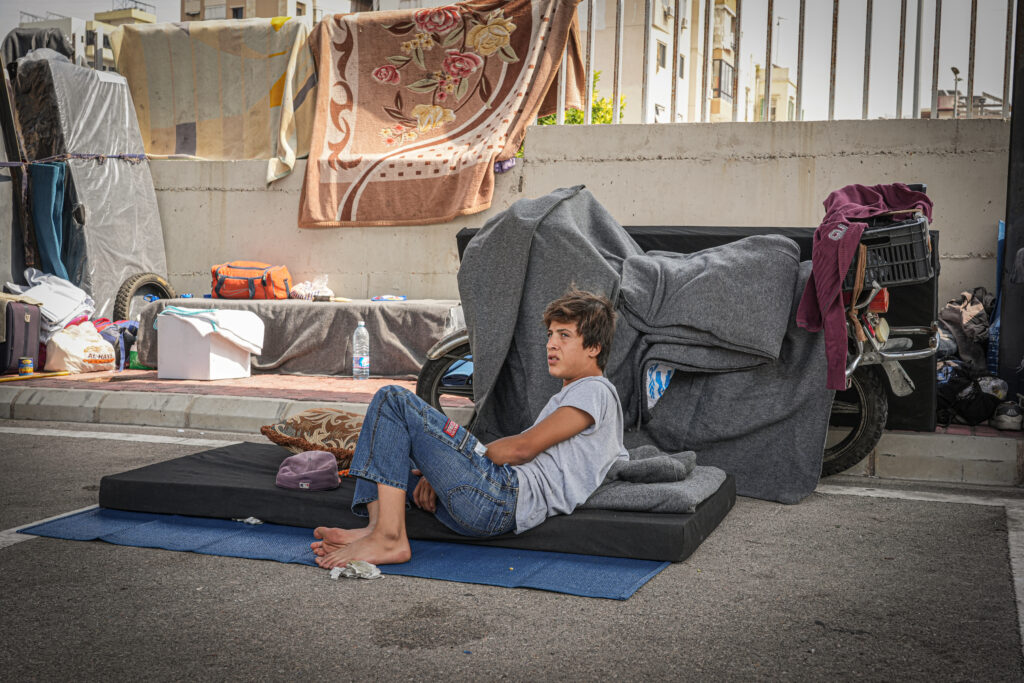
[113,272,176,322]
[416,341,476,427]
[822,366,889,477]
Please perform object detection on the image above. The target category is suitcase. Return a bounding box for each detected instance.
[1,302,42,374]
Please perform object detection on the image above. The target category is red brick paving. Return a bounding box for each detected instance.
[7,369,474,406]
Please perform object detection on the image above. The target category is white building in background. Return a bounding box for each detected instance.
[17,7,156,70]
[180,0,359,23]
[752,63,797,121]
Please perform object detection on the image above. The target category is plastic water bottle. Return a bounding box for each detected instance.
[352,321,370,379]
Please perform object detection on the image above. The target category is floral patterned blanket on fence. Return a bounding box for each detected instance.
[299,0,583,227]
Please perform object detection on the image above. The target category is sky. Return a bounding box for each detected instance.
[0,0,1015,121]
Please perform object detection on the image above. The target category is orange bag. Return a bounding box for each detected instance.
[211,261,293,299]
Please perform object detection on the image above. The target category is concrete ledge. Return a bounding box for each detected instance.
[11,388,105,423]
[185,395,294,433]
[1,385,1019,488]
[0,386,24,419]
[279,400,370,418]
[872,431,1021,486]
[97,392,197,429]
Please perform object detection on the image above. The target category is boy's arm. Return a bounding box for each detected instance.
[484,406,594,466]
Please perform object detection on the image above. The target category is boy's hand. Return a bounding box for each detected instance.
[411,469,437,513]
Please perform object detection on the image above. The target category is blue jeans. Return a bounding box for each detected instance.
[349,385,518,537]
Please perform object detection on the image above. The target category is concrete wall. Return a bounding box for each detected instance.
[150,159,527,299]
[151,118,1008,304]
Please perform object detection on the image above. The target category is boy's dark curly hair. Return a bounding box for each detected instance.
[542,287,616,370]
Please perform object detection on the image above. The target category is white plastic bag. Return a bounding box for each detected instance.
[45,321,116,373]
[645,363,675,410]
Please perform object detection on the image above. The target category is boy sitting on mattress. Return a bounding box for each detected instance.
[311,287,629,568]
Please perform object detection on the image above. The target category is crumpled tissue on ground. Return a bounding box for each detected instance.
[233,517,263,525]
[329,561,382,580]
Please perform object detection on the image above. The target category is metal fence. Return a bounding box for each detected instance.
[554,0,1017,123]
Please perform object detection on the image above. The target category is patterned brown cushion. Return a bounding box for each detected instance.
[260,408,364,468]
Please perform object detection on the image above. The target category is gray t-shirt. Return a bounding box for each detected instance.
[512,375,628,533]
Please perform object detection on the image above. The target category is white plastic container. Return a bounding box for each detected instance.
[156,308,264,380]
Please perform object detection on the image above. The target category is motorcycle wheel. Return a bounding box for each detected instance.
[823,366,889,477]
[113,272,176,322]
[416,341,477,426]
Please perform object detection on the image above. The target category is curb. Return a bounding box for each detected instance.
[0,386,371,434]
[0,386,1018,488]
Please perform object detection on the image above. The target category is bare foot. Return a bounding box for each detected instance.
[310,526,373,556]
[315,531,411,568]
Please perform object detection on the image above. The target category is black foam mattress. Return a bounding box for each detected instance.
[99,442,735,563]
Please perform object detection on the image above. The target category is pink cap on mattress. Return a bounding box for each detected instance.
[275,450,340,491]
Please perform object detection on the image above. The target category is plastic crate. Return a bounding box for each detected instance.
[842,215,933,290]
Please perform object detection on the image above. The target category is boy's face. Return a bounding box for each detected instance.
[546,320,601,385]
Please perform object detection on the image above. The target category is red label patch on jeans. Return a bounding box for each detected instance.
[443,419,459,437]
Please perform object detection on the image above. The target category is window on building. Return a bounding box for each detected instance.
[678,54,685,78]
[656,41,667,70]
[770,96,778,121]
[296,2,306,15]
[713,59,734,101]
[232,6,244,18]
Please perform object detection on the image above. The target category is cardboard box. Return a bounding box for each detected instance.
[156,310,264,380]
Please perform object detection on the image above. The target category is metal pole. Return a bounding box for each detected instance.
[702,0,712,122]
[557,50,567,125]
[613,0,624,124]
[1005,0,1015,119]
[764,0,774,121]
[896,0,906,119]
[863,0,873,119]
[733,0,743,121]
[584,0,595,124]
[931,0,942,118]
[954,73,960,118]
[671,0,682,122]
[796,0,806,121]
[642,0,653,123]
[913,0,923,117]
[967,0,977,118]
[828,0,838,121]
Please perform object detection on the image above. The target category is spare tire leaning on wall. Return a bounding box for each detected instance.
[113,272,175,321]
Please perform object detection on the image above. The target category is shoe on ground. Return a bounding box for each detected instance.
[989,401,1023,431]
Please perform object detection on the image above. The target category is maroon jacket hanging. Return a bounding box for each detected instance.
[796,183,933,390]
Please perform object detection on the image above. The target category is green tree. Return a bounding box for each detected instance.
[537,71,626,125]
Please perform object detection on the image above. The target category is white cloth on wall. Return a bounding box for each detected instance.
[5,268,95,342]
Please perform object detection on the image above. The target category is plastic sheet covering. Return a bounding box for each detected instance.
[109,18,316,183]
[0,125,23,287]
[13,52,168,318]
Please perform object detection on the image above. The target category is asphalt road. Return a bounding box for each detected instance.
[1,419,1022,681]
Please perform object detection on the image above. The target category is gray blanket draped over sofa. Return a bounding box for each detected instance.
[458,186,832,504]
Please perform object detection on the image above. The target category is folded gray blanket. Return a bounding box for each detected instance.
[581,447,726,514]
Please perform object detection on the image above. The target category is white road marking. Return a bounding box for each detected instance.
[0,426,240,448]
[815,483,1018,508]
[818,482,1024,660]
[0,427,240,550]
[0,505,98,550]
[1006,506,1024,666]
